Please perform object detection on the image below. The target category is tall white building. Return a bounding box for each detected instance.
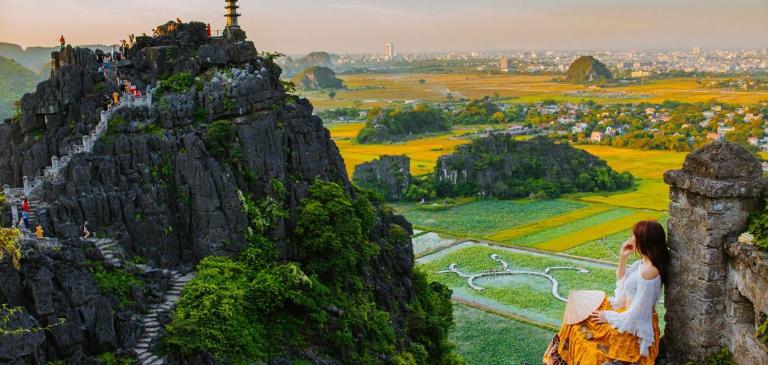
[384,43,394,61]
[692,46,701,55]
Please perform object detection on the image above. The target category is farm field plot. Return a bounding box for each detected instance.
[534,210,665,251]
[486,204,613,242]
[394,199,586,238]
[506,208,635,247]
[450,304,555,365]
[572,146,686,211]
[303,74,768,111]
[419,243,617,323]
[326,122,484,176]
[564,214,669,261]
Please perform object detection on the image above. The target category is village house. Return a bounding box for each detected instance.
[591,131,604,142]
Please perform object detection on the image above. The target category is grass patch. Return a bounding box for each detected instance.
[450,304,554,365]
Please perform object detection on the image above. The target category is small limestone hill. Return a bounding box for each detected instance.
[435,135,633,198]
[292,66,345,90]
[564,55,613,84]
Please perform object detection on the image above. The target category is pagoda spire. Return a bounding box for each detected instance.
[224,0,240,29]
[223,0,246,41]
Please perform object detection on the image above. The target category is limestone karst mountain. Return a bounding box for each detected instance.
[564,55,613,84]
[0,20,457,365]
[292,66,345,90]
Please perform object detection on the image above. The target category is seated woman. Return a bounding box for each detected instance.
[543,220,670,365]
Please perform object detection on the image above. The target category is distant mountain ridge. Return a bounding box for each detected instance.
[0,56,42,119]
[0,42,111,71]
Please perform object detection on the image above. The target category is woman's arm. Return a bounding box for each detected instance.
[616,236,635,280]
[594,272,662,357]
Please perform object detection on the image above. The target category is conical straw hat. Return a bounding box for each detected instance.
[563,290,606,325]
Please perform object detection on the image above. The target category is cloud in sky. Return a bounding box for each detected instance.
[0,0,765,54]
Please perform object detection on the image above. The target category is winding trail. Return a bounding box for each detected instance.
[437,254,589,302]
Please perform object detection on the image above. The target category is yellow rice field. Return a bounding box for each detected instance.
[535,210,666,251]
[485,205,613,242]
[304,74,768,110]
[328,122,483,176]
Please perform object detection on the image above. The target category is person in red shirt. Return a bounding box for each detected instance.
[22,198,30,213]
[59,35,65,48]
[207,23,212,38]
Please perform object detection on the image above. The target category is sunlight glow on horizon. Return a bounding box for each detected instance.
[0,0,766,54]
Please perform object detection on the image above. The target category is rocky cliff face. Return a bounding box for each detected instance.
[661,142,768,364]
[353,155,411,201]
[0,21,431,364]
[564,56,613,84]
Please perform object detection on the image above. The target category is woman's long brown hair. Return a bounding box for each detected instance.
[633,220,670,285]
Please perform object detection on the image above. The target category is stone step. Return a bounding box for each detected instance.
[142,354,159,364]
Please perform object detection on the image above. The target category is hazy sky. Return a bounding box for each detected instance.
[1,0,766,54]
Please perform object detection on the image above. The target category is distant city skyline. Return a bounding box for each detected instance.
[0,0,766,55]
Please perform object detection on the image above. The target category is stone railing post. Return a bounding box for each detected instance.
[51,156,60,170]
[23,176,31,196]
[661,142,767,362]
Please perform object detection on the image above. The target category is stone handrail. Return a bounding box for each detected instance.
[3,90,153,227]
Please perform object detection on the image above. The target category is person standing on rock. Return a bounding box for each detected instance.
[20,210,30,230]
[36,223,44,239]
[82,221,90,239]
[207,23,212,38]
[59,35,65,49]
[22,198,30,214]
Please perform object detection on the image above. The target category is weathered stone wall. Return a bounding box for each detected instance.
[661,142,768,364]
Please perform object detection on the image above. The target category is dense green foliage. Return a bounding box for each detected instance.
[165,181,460,364]
[96,352,133,365]
[357,104,451,143]
[452,98,504,125]
[747,201,768,250]
[564,56,613,84]
[0,56,38,119]
[155,72,196,97]
[203,120,241,161]
[318,106,363,121]
[88,260,145,309]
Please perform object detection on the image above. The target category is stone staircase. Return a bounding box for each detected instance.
[2,90,153,228]
[87,237,195,364]
[88,237,125,268]
[134,271,196,365]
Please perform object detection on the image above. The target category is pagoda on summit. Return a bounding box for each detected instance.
[223,0,247,41]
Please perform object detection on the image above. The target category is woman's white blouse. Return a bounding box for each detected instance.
[605,260,661,357]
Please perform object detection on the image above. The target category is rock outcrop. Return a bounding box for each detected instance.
[353,155,411,201]
[292,66,344,90]
[435,135,633,199]
[661,142,768,364]
[0,20,440,365]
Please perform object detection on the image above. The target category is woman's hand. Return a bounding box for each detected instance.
[620,236,636,259]
[590,310,607,324]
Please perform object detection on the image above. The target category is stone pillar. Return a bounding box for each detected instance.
[11,205,18,228]
[661,142,767,362]
[23,176,31,197]
[51,156,60,170]
[83,135,91,152]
